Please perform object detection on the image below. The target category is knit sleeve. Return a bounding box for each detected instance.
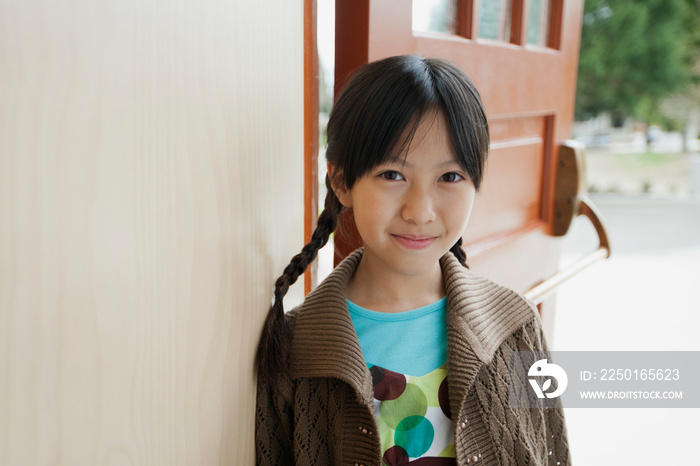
[472,312,572,465]
[255,373,295,465]
[531,318,571,466]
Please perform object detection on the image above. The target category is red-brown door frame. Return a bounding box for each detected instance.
[304,0,319,294]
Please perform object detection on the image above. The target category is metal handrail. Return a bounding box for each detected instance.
[524,196,611,305]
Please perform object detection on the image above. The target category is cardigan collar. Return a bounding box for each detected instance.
[288,248,537,408]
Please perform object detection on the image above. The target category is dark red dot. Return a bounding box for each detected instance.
[438,377,451,420]
[383,445,409,465]
[370,365,406,401]
[370,365,385,386]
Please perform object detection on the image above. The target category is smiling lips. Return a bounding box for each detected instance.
[392,234,437,250]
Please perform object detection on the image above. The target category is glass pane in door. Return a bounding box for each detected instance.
[413,0,457,34]
[478,0,512,42]
[526,0,551,46]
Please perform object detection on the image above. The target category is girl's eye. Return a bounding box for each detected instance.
[440,172,464,183]
[379,171,404,181]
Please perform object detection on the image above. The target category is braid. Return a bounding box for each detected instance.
[450,237,469,268]
[256,174,344,382]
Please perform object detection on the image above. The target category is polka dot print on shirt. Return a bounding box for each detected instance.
[369,364,456,465]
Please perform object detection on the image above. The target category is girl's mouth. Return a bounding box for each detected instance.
[392,234,436,250]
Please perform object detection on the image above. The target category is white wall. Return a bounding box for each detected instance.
[0,1,304,464]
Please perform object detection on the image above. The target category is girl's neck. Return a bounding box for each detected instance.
[344,254,445,313]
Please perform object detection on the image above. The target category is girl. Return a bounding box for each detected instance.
[256,55,570,466]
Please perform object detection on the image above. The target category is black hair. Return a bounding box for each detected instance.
[256,55,490,382]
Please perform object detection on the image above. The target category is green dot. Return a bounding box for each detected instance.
[438,444,456,457]
[394,416,434,458]
[375,416,394,452]
[378,383,428,429]
[408,365,447,407]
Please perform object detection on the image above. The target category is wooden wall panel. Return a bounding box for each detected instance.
[0,1,304,464]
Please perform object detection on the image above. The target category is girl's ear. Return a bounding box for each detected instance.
[328,163,353,207]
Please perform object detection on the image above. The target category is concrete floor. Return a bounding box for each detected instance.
[551,194,700,465]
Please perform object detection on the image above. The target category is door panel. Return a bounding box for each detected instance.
[468,115,548,243]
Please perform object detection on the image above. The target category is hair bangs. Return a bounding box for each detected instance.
[326,55,489,191]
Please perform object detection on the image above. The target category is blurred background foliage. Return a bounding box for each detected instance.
[575,0,700,128]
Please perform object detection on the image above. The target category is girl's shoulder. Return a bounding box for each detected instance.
[440,252,546,356]
[440,252,538,317]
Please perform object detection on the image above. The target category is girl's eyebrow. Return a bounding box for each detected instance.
[392,159,461,169]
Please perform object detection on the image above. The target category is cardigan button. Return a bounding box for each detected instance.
[472,455,479,462]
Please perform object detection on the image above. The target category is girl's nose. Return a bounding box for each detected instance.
[401,186,436,225]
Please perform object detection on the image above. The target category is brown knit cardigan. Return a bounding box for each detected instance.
[256,249,571,465]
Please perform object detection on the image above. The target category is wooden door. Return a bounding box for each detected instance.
[333,0,584,331]
[0,1,304,464]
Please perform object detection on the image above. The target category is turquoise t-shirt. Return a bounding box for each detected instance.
[347,298,456,464]
[347,298,448,377]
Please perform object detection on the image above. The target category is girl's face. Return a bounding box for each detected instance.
[335,113,477,281]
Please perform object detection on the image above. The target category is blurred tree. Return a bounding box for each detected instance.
[575,0,699,126]
[319,62,333,115]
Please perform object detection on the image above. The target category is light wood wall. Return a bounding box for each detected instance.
[0,1,304,464]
